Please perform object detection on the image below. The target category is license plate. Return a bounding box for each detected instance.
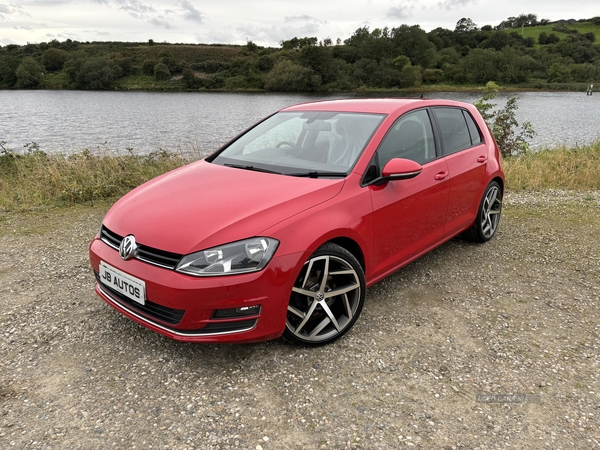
[99,261,146,305]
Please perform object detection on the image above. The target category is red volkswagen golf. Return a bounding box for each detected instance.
[89,98,504,346]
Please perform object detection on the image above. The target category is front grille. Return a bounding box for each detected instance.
[100,225,183,270]
[95,272,185,325]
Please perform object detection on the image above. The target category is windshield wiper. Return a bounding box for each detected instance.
[224,163,282,175]
[287,171,347,178]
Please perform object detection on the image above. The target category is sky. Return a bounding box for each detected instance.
[0,0,597,47]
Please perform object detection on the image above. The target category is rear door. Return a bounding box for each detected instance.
[431,107,488,237]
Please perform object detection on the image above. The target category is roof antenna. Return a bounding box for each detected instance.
[420,94,424,99]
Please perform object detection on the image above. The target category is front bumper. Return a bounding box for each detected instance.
[89,236,301,343]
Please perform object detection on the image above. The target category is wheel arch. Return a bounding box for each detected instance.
[327,236,366,273]
[492,175,504,195]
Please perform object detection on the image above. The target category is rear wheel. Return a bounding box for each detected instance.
[284,243,365,346]
[463,181,502,243]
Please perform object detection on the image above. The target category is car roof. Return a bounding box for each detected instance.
[281,98,473,115]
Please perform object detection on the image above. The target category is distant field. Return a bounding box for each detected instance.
[520,21,600,43]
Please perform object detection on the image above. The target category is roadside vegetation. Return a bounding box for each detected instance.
[1,137,599,212]
[1,15,599,92]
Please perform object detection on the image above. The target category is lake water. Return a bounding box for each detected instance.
[1,90,599,156]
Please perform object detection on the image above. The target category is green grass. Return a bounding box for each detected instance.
[1,141,599,211]
[520,21,600,43]
[115,74,186,90]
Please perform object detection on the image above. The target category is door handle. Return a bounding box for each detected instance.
[477,156,487,163]
[434,171,448,181]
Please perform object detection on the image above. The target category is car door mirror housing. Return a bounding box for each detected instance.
[372,158,423,186]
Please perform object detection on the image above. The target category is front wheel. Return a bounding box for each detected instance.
[463,181,502,243]
[284,243,365,346]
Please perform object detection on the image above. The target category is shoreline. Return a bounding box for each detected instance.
[0,83,594,94]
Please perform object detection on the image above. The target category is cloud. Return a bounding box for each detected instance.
[115,0,155,17]
[284,15,328,25]
[179,0,205,24]
[1,37,17,45]
[149,17,175,30]
[0,2,25,19]
[93,0,177,30]
[386,4,414,20]
[437,0,478,10]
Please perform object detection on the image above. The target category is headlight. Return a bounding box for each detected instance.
[175,237,279,277]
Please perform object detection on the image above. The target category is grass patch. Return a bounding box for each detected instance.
[0,148,189,211]
[521,21,600,44]
[503,139,600,191]
[1,140,599,211]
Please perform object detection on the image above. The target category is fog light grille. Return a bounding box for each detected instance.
[213,305,261,319]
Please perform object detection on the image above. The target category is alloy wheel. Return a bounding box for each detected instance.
[481,184,502,239]
[285,246,364,345]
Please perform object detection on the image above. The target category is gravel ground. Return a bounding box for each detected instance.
[1,190,599,449]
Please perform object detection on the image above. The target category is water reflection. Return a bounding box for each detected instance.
[1,90,598,155]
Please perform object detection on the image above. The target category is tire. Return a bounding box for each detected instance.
[463,181,502,243]
[284,243,366,346]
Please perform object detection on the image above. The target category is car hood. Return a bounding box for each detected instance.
[103,160,345,255]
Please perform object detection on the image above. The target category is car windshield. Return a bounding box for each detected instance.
[210,111,386,176]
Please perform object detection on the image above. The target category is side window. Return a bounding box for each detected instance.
[377,109,435,167]
[463,110,483,145]
[432,108,473,155]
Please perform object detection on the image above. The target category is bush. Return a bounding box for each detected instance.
[142,59,158,75]
[182,68,205,89]
[474,81,535,157]
[264,60,321,91]
[153,63,171,81]
[114,57,134,76]
[76,58,123,89]
[547,62,572,83]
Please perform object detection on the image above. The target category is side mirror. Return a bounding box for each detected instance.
[372,158,423,186]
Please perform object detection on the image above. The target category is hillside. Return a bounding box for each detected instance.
[1,17,599,92]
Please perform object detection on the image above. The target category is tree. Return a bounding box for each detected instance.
[514,14,538,28]
[280,37,318,50]
[300,45,337,84]
[392,55,410,70]
[0,55,20,87]
[16,57,44,88]
[62,51,87,84]
[496,46,532,84]
[41,48,70,72]
[76,58,122,89]
[391,25,436,68]
[399,64,422,88]
[455,18,478,33]
[457,48,498,84]
[547,62,571,83]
